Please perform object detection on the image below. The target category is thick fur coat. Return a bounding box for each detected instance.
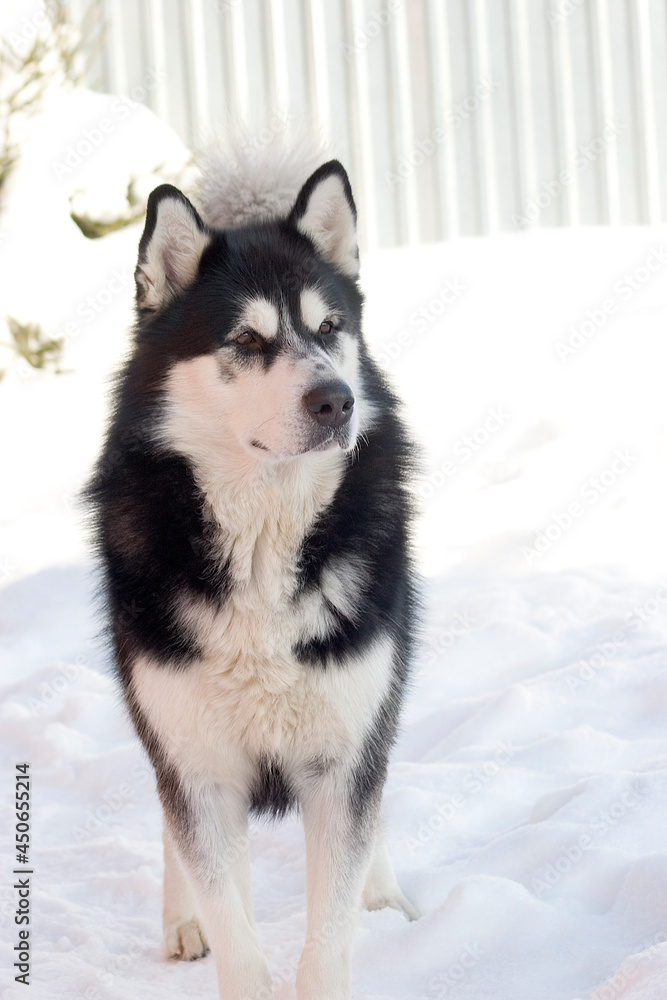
[87,146,419,1000]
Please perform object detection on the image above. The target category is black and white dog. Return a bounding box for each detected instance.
[87,149,419,999]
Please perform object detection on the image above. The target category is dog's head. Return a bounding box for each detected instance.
[133,161,369,462]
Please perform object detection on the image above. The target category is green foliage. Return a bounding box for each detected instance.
[70,208,145,239]
[1,316,65,379]
[70,177,146,239]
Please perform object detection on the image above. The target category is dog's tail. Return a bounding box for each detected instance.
[195,116,330,230]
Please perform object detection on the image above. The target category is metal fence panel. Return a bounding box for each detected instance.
[82,0,667,248]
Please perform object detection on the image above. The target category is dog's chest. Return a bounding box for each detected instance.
[190,454,347,670]
[136,564,393,775]
[137,521,392,770]
[133,449,395,770]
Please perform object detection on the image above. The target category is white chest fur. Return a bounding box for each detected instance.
[133,428,394,784]
[132,631,395,786]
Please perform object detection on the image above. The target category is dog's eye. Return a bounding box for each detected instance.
[319,321,333,335]
[235,330,258,346]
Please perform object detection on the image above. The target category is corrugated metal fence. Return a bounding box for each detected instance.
[80,0,667,249]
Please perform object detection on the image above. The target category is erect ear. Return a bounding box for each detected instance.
[288,160,359,278]
[135,185,211,314]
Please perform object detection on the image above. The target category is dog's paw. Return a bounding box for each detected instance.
[393,892,421,922]
[364,888,421,921]
[164,917,209,961]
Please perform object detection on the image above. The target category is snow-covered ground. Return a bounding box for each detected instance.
[2,89,667,1000]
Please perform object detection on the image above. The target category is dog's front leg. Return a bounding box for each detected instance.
[163,784,273,1000]
[163,821,209,959]
[296,773,378,1000]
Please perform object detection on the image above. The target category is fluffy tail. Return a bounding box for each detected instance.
[194,115,330,230]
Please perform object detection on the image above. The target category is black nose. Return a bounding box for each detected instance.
[304,381,355,428]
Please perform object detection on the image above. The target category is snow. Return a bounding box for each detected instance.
[2,87,667,1000]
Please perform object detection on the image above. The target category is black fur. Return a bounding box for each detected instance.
[249,758,296,818]
[294,381,418,669]
[86,165,418,822]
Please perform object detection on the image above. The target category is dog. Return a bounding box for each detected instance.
[87,142,419,1000]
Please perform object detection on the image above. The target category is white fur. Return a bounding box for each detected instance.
[148,316,396,1000]
[141,336,398,761]
[136,619,399,998]
[163,784,273,998]
[320,554,369,624]
[132,634,395,781]
[300,287,331,331]
[196,121,329,230]
[136,630,397,1000]
[158,322,375,510]
[236,297,280,340]
[362,825,420,920]
[162,348,362,466]
[141,347,410,998]
[162,825,209,960]
[334,334,372,429]
[135,195,210,312]
[295,173,359,277]
[132,148,413,999]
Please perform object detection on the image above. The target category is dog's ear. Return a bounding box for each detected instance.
[288,161,359,277]
[135,185,211,315]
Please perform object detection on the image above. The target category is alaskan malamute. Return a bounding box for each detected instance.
[87,145,419,999]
